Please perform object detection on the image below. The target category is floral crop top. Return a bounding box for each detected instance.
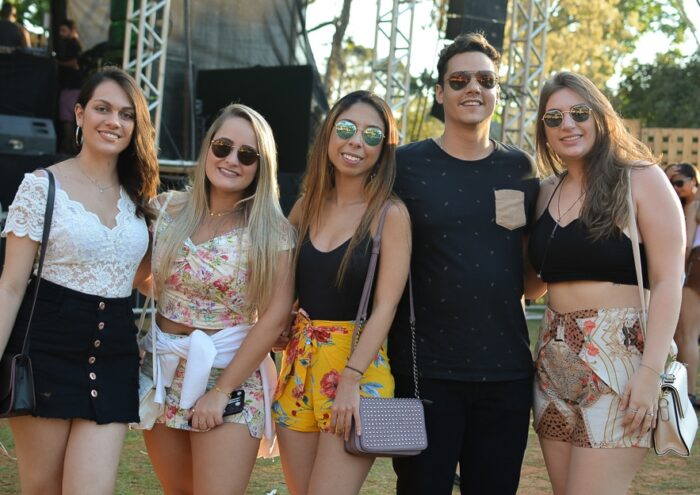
[151,194,293,330]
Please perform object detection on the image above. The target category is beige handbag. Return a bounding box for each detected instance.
[343,203,428,457]
[626,170,698,456]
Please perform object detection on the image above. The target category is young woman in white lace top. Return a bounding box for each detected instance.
[139,104,295,494]
[0,67,159,495]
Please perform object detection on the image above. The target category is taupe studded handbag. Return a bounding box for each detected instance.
[343,203,428,457]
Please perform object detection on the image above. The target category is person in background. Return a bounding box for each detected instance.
[56,19,84,154]
[0,66,159,495]
[272,90,411,495]
[0,2,29,49]
[665,162,700,408]
[389,33,539,495]
[140,103,295,495]
[528,71,684,494]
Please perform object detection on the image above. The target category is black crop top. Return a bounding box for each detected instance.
[296,235,374,320]
[528,207,649,288]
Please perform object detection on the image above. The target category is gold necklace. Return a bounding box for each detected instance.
[208,207,238,217]
[75,159,118,193]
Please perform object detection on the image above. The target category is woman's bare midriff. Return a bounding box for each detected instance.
[546,280,646,313]
[155,313,222,335]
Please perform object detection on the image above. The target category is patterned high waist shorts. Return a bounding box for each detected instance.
[272,309,394,432]
[533,306,651,449]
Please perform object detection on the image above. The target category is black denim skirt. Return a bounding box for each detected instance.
[7,278,140,424]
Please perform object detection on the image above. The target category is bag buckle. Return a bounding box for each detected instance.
[661,373,675,385]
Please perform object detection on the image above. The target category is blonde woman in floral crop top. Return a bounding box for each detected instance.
[138,104,295,495]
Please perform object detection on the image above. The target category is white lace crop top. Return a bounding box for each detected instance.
[2,173,149,298]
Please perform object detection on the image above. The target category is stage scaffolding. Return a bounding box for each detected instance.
[370,0,417,142]
[122,0,172,148]
[499,0,549,154]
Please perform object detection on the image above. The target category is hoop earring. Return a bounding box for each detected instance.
[75,126,83,147]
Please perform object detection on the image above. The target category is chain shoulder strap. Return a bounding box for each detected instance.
[350,202,421,399]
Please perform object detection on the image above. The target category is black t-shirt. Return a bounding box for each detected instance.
[0,19,24,47]
[56,37,83,89]
[388,138,539,382]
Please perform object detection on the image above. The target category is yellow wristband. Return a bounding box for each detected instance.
[213,385,231,398]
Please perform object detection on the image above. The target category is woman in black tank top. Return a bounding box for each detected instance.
[527,72,685,494]
[271,91,411,495]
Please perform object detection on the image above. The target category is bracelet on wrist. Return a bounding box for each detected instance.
[638,363,663,380]
[344,365,364,376]
[213,385,231,398]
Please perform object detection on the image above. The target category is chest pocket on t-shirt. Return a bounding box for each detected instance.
[494,189,526,230]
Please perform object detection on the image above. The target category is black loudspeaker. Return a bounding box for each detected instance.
[445,0,508,52]
[196,65,315,175]
[0,115,56,155]
[0,52,58,119]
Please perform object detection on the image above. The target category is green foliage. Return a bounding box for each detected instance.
[545,0,688,87]
[614,52,700,127]
[11,0,50,31]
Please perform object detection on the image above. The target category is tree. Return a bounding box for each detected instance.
[544,0,688,87]
[614,51,700,128]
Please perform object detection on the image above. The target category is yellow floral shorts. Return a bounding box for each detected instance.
[272,309,394,432]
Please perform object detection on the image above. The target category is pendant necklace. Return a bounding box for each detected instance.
[75,159,118,193]
[537,174,586,279]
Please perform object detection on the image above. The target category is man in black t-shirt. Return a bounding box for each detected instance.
[389,33,540,494]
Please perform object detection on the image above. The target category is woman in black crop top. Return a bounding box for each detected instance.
[271,91,411,495]
[527,72,685,494]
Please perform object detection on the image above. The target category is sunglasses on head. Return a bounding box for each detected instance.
[446,70,499,91]
[334,120,385,147]
[209,138,260,165]
[671,177,692,188]
[542,104,593,128]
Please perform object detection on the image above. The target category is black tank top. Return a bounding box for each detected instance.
[528,184,649,288]
[296,235,373,320]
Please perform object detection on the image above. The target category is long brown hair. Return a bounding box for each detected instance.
[76,66,159,220]
[296,90,399,284]
[535,71,656,240]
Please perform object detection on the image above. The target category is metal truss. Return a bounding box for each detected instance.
[500,0,549,154]
[122,0,172,147]
[370,0,417,142]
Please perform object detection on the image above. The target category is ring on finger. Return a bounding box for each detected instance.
[645,411,654,417]
[630,408,639,413]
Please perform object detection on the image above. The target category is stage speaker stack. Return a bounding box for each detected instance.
[0,115,56,155]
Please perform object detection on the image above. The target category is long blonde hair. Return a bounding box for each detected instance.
[155,104,292,316]
[535,71,656,240]
[295,90,400,285]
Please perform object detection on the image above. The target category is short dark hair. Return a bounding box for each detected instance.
[59,18,76,30]
[1,2,16,18]
[436,32,501,86]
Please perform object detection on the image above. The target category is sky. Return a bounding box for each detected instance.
[306,0,700,90]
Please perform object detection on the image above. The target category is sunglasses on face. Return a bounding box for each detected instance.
[671,177,692,188]
[542,104,593,128]
[334,120,385,147]
[209,138,260,165]
[446,70,499,91]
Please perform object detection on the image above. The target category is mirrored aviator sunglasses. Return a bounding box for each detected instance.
[210,139,260,165]
[542,104,593,128]
[334,120,385,147]
[447,70,498,90]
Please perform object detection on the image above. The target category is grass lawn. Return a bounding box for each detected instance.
[1,316,699,494]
